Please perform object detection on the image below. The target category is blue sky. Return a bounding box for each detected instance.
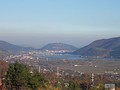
[0,0,120,48]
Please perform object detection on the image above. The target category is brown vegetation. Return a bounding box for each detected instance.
[0,60,8,77]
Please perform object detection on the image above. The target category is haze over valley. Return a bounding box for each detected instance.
[0,0,120,89]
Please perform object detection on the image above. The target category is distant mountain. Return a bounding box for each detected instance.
[73,37,120,58]
[39,43,78,51]
[0,40,34,53]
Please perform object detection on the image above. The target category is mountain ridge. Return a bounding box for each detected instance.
[0,41,78,52]
[72,37,120,58]
[0,40,34,53]
[39,43,78,51]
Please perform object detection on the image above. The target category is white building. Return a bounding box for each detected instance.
[105,84,115,90]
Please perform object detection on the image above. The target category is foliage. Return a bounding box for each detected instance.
[27,71,46,90]
[5,62,29,90]
[0,60,8,77]
[3,61,120,90]
[5,62,46,90]
[69,81,80,90]
[39,82,60,90]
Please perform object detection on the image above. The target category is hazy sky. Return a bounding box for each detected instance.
[0,0,120,48]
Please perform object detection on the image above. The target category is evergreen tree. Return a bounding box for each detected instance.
[5,62,46,90]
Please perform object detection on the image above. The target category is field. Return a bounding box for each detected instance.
[39,59,120,74]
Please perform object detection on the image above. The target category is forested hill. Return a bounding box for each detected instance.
[73,37,120,58]
[0,40,34,53]
[39,43,78,51]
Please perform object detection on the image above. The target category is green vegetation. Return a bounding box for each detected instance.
[27,71,46,90]
[0,60,120,90]
[5,62,46,90]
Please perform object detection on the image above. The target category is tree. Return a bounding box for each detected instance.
[27,71,46,90]
[0,60,8,76]
[69,81,80,90]
[5,62,30,90]
[5,62,46,90]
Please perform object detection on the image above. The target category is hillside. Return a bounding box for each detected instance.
[73,37,120,58]
[0,40,34,53]
[40,43,78,51]
[0,50,10,59]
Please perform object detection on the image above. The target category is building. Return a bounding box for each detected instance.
[105,84,115,90]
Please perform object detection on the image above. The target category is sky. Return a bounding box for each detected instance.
[0,0,120,48]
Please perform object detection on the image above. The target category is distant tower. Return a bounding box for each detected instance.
[91,73,94,82]
[57,67,59,77]
[35,65,41,73]
[91,73,94,87]
[38,66,41,73]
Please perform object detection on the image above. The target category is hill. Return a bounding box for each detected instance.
[0,50,10,59]
[0,40,34,53]
[40,43,78,51]
[73,37,120,58]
